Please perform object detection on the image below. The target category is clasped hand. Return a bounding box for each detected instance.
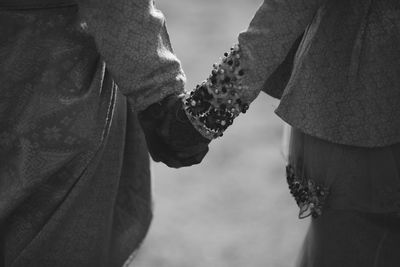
[138,94,210,168]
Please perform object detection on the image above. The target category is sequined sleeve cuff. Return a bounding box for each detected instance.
[182,45,250,140]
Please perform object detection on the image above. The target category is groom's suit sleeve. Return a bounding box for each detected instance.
[237,0,326,103]
[76,0,185,111]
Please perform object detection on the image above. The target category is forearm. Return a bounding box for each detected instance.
[77,0,185,111]
[237,0,323,102]
[183,0,324,139]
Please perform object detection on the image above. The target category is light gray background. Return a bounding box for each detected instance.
[134,1,309,266]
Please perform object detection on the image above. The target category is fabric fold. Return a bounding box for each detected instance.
[288,127,400,216]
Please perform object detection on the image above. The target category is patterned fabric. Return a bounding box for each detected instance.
[236,0,400,147]
[1,0,185,111]
[0,1,182,265]
[0,8,112,228]
[76,0,186,111]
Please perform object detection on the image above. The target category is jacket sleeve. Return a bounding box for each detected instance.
[76,0,185,111]
[261,32,304,99]
[238,0,325,103]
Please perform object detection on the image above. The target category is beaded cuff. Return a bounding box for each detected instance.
[286,165,329,219]
[182,44,249,140]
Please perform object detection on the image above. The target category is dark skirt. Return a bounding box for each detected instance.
[297,209,400,267]
[0,5,152,267]
[287,128,400,266]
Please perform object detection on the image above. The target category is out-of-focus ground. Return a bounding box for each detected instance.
[133,1,309,266]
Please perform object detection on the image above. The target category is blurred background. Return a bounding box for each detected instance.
[133,1,309,266]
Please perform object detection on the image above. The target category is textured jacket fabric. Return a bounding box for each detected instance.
[239,0,400,147]
[0,0,184,266]
[76,0,186,110]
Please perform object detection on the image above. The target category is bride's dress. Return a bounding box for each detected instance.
[184,0,400,265]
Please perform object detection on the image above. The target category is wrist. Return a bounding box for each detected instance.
[182,44,249,140]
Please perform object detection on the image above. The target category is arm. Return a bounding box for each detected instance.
[76,0,209,168]
[76,0,185,111]
[261,33,304,99]
[183,0,325,139]
[238,0,323,102]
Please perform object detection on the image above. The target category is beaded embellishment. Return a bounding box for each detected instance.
[182,44,249,139]
[286,165,329,219]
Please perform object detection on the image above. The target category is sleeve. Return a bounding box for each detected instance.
[238,0,325,103]
[76,0,185,111]
[260,33,304,99]
[182,0,325,140]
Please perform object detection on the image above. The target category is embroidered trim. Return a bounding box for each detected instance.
[286,165,329,219]
[182,44,249,139]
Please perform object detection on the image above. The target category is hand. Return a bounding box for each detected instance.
[138,94,210,168]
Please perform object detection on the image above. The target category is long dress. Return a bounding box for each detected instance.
[0,0,185,266]
[201,0,400,266]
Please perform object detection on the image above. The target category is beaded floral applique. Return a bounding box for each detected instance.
[286,165,329,219]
